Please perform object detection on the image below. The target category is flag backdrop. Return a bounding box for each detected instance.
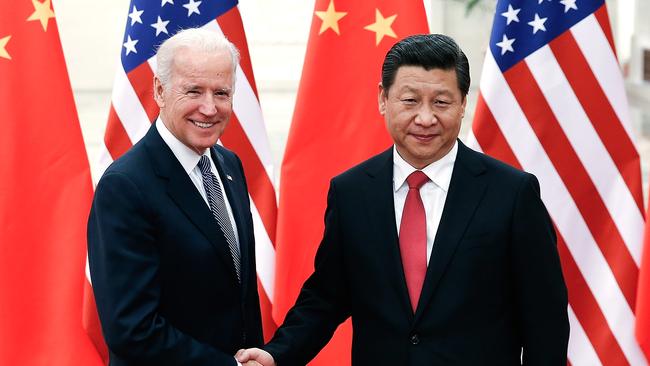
[638,187,650,359]
[0,0,104,365]
[274,0,428,364]
[469,0,648,364]
[82,0,279,357]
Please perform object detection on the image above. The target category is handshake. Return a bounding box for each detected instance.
[235,348,276,366]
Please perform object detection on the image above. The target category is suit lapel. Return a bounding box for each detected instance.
[144,126,240,285]
[211,147,250,293]
[363,148,415,319]
[414,141,488,323]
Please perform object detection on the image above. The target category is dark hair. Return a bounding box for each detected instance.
[381,34,470,97]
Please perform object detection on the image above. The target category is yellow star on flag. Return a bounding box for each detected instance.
[0,35,11,60]
[314,0,347,35]
[364,9,398,46]
[27,0,56,32]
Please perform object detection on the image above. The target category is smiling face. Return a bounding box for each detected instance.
[379,65,466,169]
[154,46,234,155]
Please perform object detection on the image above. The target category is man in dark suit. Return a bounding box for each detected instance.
[237,34,569,365]
[87,28,263,366]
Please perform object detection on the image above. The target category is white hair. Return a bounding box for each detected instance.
[155,27,240,87]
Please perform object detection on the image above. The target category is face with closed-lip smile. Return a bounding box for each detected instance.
[154,46,234,155]
[379,65,466,169]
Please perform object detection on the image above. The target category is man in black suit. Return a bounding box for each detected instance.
[237,34,569,365]
[88,28,263,366]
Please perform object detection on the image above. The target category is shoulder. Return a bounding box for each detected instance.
[331,148,392,186]
[458,142,533,184]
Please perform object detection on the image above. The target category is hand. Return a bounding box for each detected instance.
[235,348,275,366]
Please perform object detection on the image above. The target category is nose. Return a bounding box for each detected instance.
[198,95,218,116]
[414,104,436,126]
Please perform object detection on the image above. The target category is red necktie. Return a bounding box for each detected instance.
[399,171,429,312]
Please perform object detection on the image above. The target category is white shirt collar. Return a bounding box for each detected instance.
[156,117,209,174]
[393,140,458,193]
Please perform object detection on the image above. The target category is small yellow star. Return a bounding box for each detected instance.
[0,35,11,60]
[27,0,56,32]
[364,9,398,46]
[314,0,347,35]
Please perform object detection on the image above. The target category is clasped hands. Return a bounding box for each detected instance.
[235,348,275,366]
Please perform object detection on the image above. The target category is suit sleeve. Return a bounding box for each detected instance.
[264,180,351,366]
[87,172,237,366]
[510,174,569,365]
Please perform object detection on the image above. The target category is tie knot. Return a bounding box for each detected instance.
[406,171,429,190]
[198,155,211,175]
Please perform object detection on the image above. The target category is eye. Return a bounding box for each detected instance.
[401,98,417,105]
[434,99,451,106]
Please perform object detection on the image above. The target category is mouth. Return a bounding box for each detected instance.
[190,119,217,129]
[410,133,436,142]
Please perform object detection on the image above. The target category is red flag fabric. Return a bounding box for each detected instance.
[638,192,650,359]
[0,0,104,365]
[274,1,428,364]
[469,0,647,364]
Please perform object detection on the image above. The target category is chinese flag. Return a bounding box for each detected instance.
[274,0,428,364]
[0,1,104,365]
[638,188,650,359]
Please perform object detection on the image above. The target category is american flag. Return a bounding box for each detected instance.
[83,0,278,358]
[469,0,647,365]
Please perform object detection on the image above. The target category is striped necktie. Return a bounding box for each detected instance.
[198,155,241,282]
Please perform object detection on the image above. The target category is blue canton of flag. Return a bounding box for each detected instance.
[120,0,238,73]
[490,0,601,71]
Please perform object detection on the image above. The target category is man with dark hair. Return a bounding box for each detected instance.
[238,34,569,365]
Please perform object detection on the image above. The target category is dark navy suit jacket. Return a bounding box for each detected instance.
[88,124,263,366]
[265,141,569,365]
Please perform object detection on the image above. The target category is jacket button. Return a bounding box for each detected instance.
[410,334,419,345]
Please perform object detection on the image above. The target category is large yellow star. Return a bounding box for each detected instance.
[27,0,56,32]
[0,35,11,60]
[314,0,347,35]
[364,9,398,46]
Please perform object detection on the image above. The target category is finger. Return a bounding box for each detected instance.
[235,350,250,362]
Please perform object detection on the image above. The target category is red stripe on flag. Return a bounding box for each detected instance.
[557,234,629,365]
[257,278,277,341]
[505,62,638,310]
[104,105,133,160]
[126,62,159,123]
[550,31,643,212]
[221,115,277,244]
[218,6,259,98]
[471,95,520,167]
[594,5,616,58]
[82,279,109,364]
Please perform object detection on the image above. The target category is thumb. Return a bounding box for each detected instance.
[235,349,250,362]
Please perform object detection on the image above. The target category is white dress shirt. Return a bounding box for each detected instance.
[393,141,458,265]
[156,119,239,244]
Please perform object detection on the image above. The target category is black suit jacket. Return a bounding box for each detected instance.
[87,124,263,366]
[265,141,569,365]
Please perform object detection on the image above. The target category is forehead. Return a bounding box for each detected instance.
[391,65,460,94]
[170,47,233,84]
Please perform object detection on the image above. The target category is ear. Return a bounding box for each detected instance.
[153,76,165,108]
[378,82,387,115]
[460,95,467,118]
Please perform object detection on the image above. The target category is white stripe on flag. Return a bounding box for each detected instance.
[572,15,635,140]
[567,305,602,366]
[526,46,644,265]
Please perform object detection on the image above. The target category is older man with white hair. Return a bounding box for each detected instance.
[88,28,263,366]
